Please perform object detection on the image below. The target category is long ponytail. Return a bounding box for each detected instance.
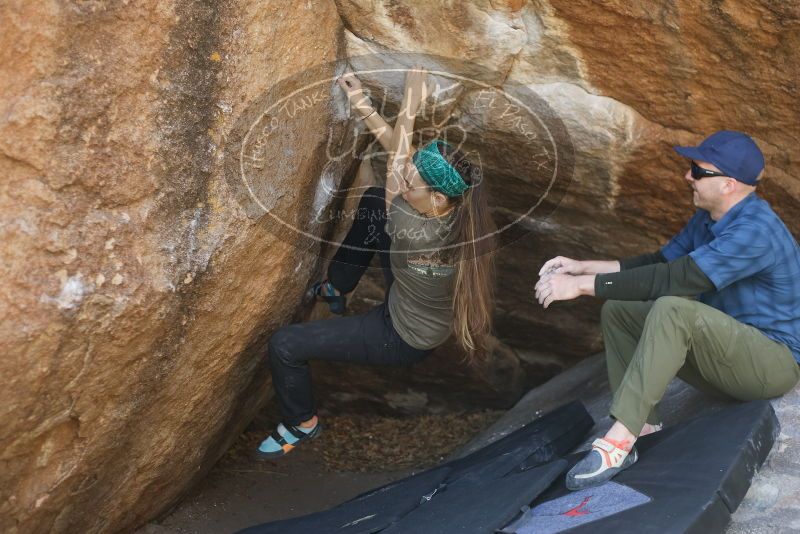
[438,144,496,363]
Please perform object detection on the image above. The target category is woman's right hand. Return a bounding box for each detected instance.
[538,256,584,276]
[336,69,364,99]
[403,65,429,115]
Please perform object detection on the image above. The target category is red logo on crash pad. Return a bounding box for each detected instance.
[562,496,592,517]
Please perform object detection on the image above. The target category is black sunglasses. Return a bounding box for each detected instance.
[691,161,727,180]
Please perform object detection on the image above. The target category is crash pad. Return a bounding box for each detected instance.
[237,401,593,533]
[502,400,778,534]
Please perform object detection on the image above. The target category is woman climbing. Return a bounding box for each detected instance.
[257,66,497,458]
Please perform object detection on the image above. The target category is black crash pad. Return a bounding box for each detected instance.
[237,401,593,534]
[444,400,593,484]
[503,400,779,534]
[236,466,451,534]
[382,460,568,534]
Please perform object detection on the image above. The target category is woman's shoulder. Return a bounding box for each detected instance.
[388,193,411,213]
[388,195,420,228]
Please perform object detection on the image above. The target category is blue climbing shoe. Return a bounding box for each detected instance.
[306,279,347,315]
[256,422,322,459]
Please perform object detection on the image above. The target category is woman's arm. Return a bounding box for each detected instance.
[386,66,428,211]
[337,70,394,152]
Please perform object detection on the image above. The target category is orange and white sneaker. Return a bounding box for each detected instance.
[566,437,638,490]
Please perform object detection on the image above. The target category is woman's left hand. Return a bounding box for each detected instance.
[534,273,584,308]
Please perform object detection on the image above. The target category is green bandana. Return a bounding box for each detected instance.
[412,140,469,197]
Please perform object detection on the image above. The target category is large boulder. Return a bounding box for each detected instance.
[0,1,351,532]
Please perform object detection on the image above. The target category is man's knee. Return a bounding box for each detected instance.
[651,296,694,316]
[648,297,699,334]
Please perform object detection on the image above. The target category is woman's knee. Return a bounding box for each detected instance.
[356,186,387,215]
[364,185,385,197]
[359,186,385,206]
[267,326,298,366]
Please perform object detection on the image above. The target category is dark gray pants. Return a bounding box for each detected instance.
[268,186,430,426]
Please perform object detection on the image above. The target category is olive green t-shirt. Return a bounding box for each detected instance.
[386,195,457,350]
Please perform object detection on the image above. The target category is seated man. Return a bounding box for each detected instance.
[534,130,800,490]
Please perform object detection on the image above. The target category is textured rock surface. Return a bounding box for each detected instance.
[1,1,350,532]
[4,1,800,533]
[459,354,800,533]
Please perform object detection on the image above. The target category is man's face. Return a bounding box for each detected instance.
[683,160,732,211]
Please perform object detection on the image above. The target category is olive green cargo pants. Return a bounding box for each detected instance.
[602,296,800,435]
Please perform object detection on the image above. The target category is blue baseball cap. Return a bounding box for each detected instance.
[674,130,765,185]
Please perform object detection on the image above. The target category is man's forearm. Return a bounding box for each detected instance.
[594,255,714,301]
[619,250,667,270]
[579,260,621,275]
[579,250,667,275]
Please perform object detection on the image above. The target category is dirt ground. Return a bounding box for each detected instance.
[138,406,501,534]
